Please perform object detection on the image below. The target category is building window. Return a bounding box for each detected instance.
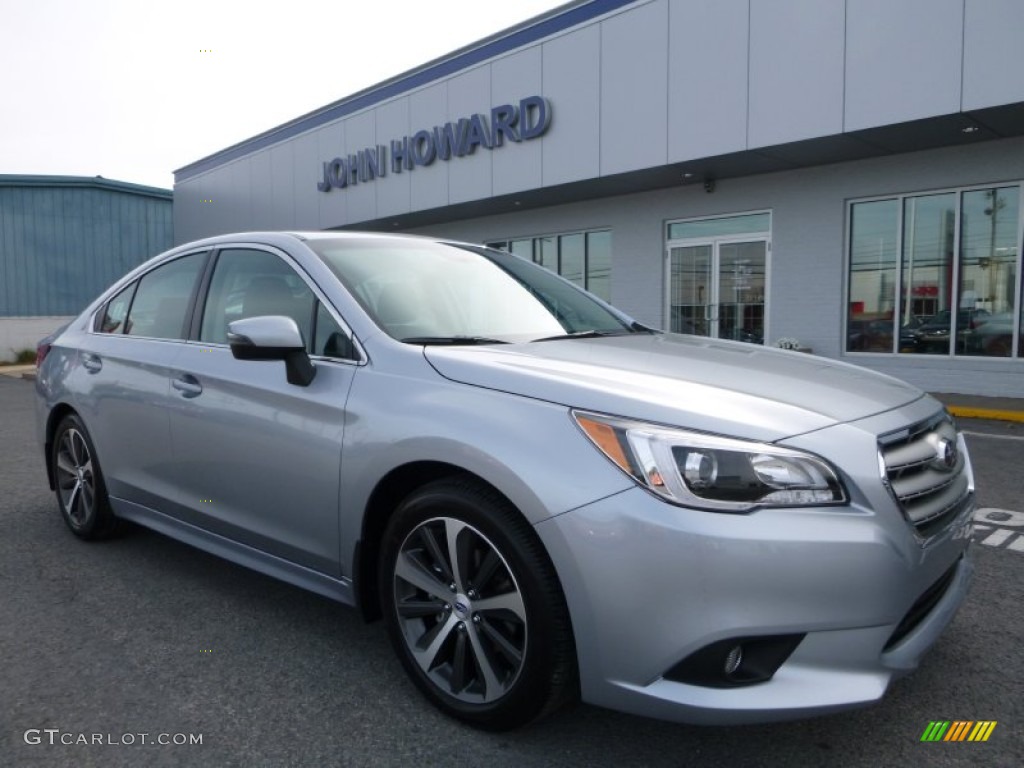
[847,184,1022,358]
[486,229,612,302]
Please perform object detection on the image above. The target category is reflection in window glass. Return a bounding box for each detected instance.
[586,231,612,301]
[848,183,1024,358]
[510,239,533,261]
[668,213,770,241]
[98,282,136,334]
[847,200,898,352]
[670,245,712,336]
[718,241,766,344]
[901,193,956,355]
[313,302,353,359]
[959,187,1019,357]
[125,253,206,339]
[559,234,584,287]
[538,237,557,270]
[488,229,612,300]
[200,249,315,345]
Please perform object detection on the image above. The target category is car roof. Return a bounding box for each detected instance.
[176,230,473,250]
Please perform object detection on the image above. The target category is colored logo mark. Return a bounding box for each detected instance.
[920,721,997,742]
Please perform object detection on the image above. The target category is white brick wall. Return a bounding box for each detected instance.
[0,317,73,362]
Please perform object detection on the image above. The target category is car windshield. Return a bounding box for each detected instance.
[308,237,639,343]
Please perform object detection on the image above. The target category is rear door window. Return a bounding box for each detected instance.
[124,253,207,339]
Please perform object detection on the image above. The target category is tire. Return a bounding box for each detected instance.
[51,414,121,540]
[379,477,577,730]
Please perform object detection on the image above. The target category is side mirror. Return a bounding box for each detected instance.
[227,316,316,387]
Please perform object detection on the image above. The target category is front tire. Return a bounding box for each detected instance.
[52,414,121,540]
[379,478,576,730]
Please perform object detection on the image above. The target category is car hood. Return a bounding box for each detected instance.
[423,333,927,442]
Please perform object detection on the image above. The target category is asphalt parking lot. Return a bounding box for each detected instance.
[1,374,1021,768]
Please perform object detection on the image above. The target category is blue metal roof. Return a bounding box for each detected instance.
[174,0,636,183]
[0,174,172,201]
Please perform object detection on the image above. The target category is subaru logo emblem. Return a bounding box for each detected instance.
[933,438,958,472]
[454,600,469,616]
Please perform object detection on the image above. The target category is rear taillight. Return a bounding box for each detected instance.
[36,341,52,368]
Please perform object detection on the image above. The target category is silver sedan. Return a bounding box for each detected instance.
[35,231,974,730]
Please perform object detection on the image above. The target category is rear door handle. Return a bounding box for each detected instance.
[172,374,203,398]
[82,353,102,374]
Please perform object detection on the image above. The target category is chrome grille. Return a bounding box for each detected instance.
[879,415,970,534]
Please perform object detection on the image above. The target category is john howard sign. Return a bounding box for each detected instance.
[317,96,550,192]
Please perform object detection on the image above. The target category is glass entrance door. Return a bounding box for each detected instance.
[669,239,767,344]
[669,244,712,336]
[717,240,766,344]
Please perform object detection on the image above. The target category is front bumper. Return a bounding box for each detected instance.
[534,484,973,725]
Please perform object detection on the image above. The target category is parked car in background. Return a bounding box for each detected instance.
[36,232,974,730]
[908,308,990,354]
[847,318,893,352]
[964,312,1015,357]
[846,315,924,353]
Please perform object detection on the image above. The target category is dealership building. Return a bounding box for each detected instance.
[173,0,1024,397]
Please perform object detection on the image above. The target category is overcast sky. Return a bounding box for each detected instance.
[0,0,566,190]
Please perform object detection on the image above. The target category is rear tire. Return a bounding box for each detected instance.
[379,477,577,730]
[52,414,121,540]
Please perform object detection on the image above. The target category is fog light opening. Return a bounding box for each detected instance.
[664,633,805,688]
[723,644,743,677]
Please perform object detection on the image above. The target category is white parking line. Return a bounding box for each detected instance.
[973,508,1024,556]
[982,528,1013,547]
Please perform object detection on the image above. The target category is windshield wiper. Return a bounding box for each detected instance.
[400,336,509,346]
[532,329,635,343]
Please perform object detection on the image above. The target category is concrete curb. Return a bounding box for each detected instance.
[0,364,35,381]
[946,406,1024,424]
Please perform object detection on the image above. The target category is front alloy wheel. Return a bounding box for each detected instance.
[394,517,527,704]
[380,478,576,730]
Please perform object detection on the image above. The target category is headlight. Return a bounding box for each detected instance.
[573,411,846,512]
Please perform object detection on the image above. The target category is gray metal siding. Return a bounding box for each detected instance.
[375,97,412,218]
[491,46,544,197]
[448,66,494,205]
[174,0,1024,243]
[668,0,748,162]
[409,82,451,212]
[748,0,845,148]
[0,185,172,316]
[962,0,1024,111]
[541,25,602,187]
[599,0,668,176]
[844,0,964,132]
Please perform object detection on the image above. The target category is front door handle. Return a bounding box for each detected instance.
[172,374,203,398]
[82,353,102,374]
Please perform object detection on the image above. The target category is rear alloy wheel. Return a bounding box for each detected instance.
[52,414,120,540]
[380,478,576,730]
